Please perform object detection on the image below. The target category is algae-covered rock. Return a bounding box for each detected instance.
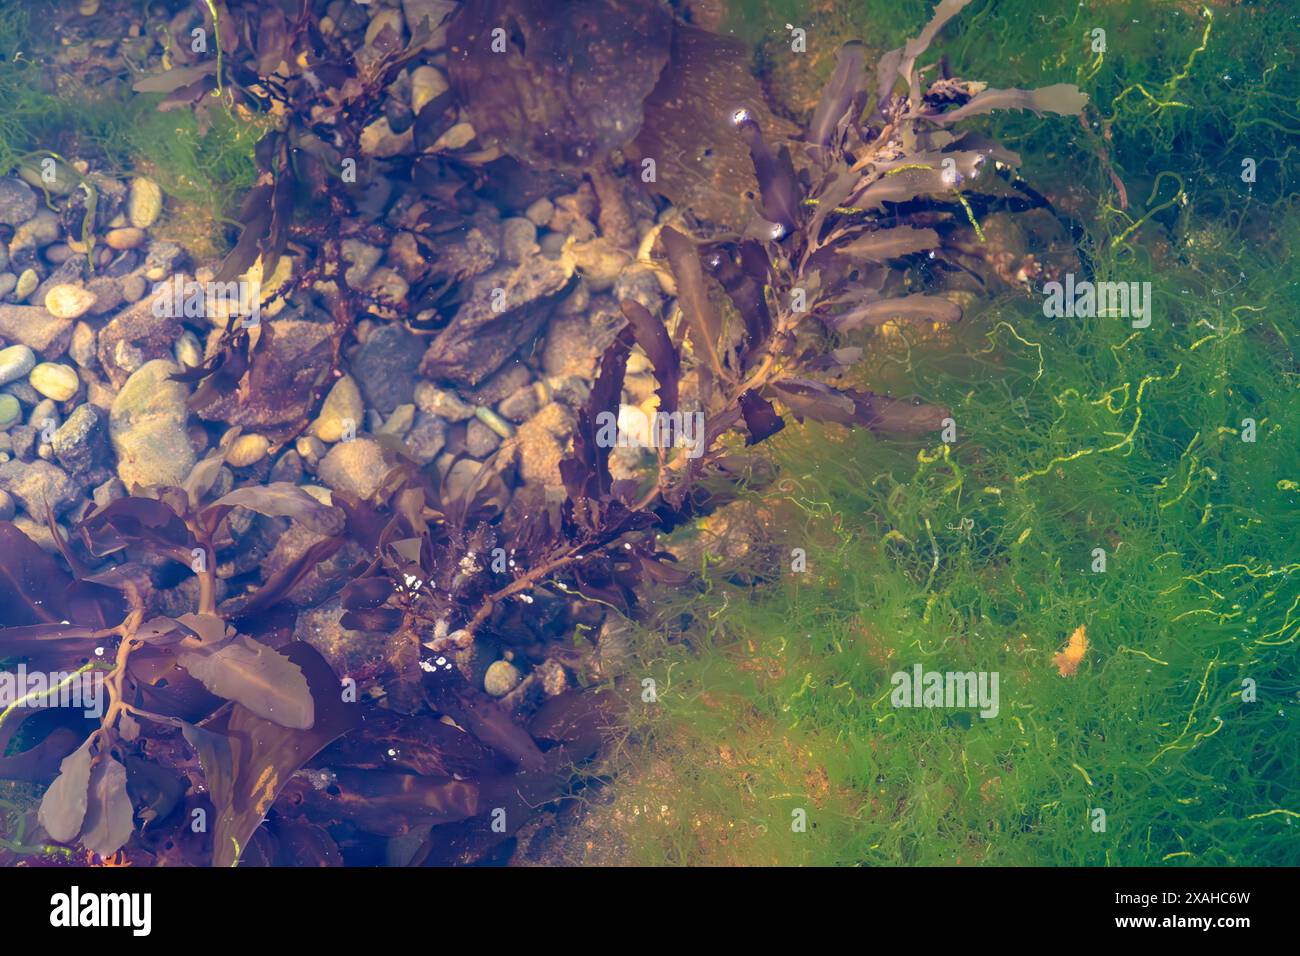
[109,359,195,490]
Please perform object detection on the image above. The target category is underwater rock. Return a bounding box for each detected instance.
[628,24,800,230]
[402,0,456,35]
[567,237,630,292]
[409,65,448,115]
[432,122,476,152]
[127,177,163,229]
[84,276,124,316]
[525,197,554,228]
[360,117,415,158]
[13,269,39,302]
[0,305,74,358]
[500,217,538,264]
[195,319,332,432]
[423,217,501,283]
[496,384,540,423]
[419,254,574,386]
[292,596,391,678]
[69,322,98,368]
[312,374,365,443]
[225,433,271,468]
[104,227,146,251]
[317,438,391,500]
[0,395,20,430]
[509,402,575,491]
[403,411,447,465]
[468,362,531,406]
[484,659,522,697]
[109,359,195,491]
[541,298,624,379]
[384,232,426,284]
[95,286,182,387]
[0,458,80,517]
[0,344,36,385]
[29,362,80,401]
[341,239,382,287]
[9,209,61,260]
[414,382,475,421]
[464,418,501,458]
[44,284,97,320]
[352,323,422,413]
[447,0,671,169]
[51,403,109,477]
[612,263,663,314]
[0,178,38,226]
[263,522,366,608]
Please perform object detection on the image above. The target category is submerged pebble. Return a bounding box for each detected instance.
[226,433,270,468]
[29,362,80,401]
[128,177,163,229]
[484,660,522,698]
[14,269,38,301]
[0,394,20,430]
[312,374,365,443]
[0,345,36,386]
[44,284,97,320]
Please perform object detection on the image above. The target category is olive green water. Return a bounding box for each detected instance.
[592,0,1300,866]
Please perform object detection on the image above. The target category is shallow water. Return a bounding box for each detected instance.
[0,0,1295,872]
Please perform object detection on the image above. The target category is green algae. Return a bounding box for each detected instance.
[606,210,1300,865]
[600,0,1300,867]
[0,2,263,235]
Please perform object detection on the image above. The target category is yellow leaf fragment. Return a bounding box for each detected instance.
[1053,625,1088,677]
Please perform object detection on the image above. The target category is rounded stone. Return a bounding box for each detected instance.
[317,438,389,500]
[0,394,20,429]
[0,177,37,226]
[484,660,522,698]
[409,65,448,115]
[465,418,501,458]
[312,374,365,443]
[226,433,270,468]
[413,382,475,421]
[524,197,554,228]
[174,330,203,370]
[128,177,163,229]
[364,7,404,47]
[109,359,195,490]
[44,284,98,320]
[29,363,80,401]
[14,268,38,301]
[0,344,36,386]
[500,217,538,264]
[104,227,146,250]
[433,122,476,151]
[120,274,147,303]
